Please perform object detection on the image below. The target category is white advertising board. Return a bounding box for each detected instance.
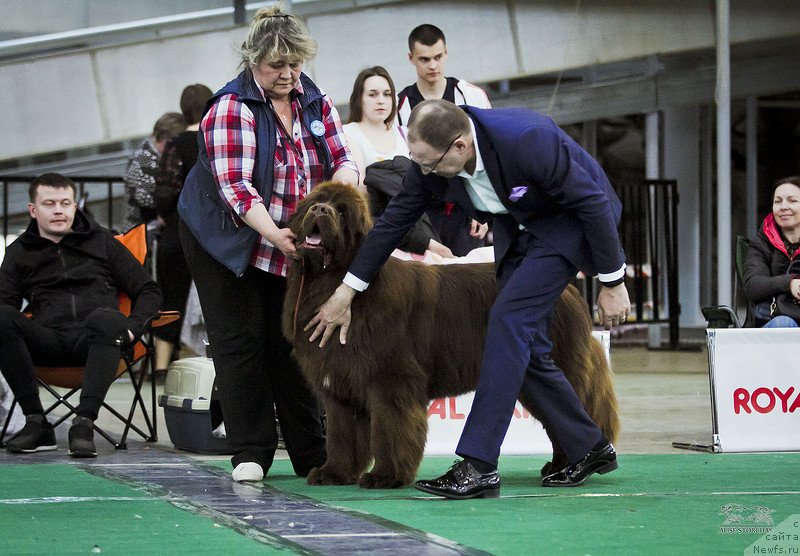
[707,328,800,452]
[424,330,611,455]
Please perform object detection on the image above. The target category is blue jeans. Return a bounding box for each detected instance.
[762,315,799,328]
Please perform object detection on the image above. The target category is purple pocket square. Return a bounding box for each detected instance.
[509,186,528,202]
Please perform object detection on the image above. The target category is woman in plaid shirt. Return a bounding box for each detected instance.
[178,5,358,483]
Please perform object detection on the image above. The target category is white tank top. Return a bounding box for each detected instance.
[343,122,409,166]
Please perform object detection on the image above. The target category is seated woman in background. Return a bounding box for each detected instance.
[743,176,800,327]
[343,66,453,258]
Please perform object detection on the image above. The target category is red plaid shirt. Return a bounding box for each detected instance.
[202,79,356,276]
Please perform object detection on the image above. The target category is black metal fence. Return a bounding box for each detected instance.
[617,179,680,347]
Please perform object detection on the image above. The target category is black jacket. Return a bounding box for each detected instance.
[0,210,162,337]
[742,213,800,325]
[364,156,440,255]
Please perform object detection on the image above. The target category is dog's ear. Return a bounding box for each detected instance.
[286,209,301,235]
[353,191,373,237]
[338,187,373,247]
[287,190,317,234]
[359,193,373,237]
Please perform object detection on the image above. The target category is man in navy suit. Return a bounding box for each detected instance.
[307,100,631,499]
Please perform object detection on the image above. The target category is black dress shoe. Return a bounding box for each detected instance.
[415,459,500,499]
[541,442,617,487]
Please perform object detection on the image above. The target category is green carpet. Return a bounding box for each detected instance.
[1,454,798,554]
[0,464,283,554]
[208,453,800,555]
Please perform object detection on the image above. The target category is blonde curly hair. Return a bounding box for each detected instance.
[239,5,317,68]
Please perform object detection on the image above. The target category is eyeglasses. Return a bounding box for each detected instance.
[415,134,461,173]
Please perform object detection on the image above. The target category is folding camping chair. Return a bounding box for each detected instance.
[701,235,750,328]
[0,224,180,450]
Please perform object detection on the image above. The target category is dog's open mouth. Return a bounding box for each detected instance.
[297,220,329,254]
[299,232,325,251]
[295,213,336,270]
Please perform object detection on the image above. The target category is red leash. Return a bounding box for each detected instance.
[291,254,330,340]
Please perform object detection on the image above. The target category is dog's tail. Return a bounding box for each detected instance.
[549,285,620,444]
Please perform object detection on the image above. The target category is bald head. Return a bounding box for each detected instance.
[406,99,476,178]
[407,99,471,151]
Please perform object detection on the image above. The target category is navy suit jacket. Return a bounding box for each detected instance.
[347,106,625,284]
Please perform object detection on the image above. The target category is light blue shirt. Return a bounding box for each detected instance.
[458,120,508,215]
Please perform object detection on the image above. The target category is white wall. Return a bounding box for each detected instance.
[1,0,799,161]
[0,0,230,37]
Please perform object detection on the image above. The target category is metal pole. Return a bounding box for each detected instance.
[2,181,8,249]
[645,112,660,180]
[716,0,732,306]
[701,107,714,305]
[108,180,114,230]
[233,0,246,25]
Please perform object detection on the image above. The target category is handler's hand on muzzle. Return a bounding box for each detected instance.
[306,283,357,348]
[597,283,631,330]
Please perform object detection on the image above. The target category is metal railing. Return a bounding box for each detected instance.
[0,1,406,62]
[0,2,271,61]
[617,179,680,347]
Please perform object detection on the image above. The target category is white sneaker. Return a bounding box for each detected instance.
[232,462,264,482]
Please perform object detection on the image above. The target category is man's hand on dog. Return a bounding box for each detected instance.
[597,283,631,330]
[306,283,357,347]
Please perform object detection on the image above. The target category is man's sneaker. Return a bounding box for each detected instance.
[68,417,97,458]
[5,414,57,453]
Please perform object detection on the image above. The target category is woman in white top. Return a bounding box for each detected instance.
[344,66,453,258]
[343,67,410,189]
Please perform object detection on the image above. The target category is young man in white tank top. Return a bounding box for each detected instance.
[395,24,490,256]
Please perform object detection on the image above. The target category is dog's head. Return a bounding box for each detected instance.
[288,181,373,272]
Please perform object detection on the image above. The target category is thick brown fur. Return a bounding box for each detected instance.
[282,182,619,489]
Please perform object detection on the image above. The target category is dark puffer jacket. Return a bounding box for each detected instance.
[365,156,440,255]
[742,213,800,325]
[0,210,162,337]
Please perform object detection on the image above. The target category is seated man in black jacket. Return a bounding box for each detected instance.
[0,173,162,457]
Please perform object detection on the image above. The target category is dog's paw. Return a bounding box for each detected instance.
[306,466,357,486]
[358,471,405,489]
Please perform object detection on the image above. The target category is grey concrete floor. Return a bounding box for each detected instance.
[14,345,715,459]
[611,345,713,454]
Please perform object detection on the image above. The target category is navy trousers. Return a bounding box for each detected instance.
[455,232,602,466]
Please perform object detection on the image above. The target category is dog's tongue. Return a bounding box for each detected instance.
[304,234,322,246]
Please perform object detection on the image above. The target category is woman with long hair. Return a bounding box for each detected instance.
[743,176,800,327]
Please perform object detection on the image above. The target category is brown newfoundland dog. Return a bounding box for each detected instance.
[283,182,619,489]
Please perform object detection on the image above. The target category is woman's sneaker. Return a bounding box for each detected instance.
[232,462,264,482]
[68,416,97,458]
[5,414,57,453]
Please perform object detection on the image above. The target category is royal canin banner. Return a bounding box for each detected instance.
[424,331,611,455]
[708,328,800,452]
